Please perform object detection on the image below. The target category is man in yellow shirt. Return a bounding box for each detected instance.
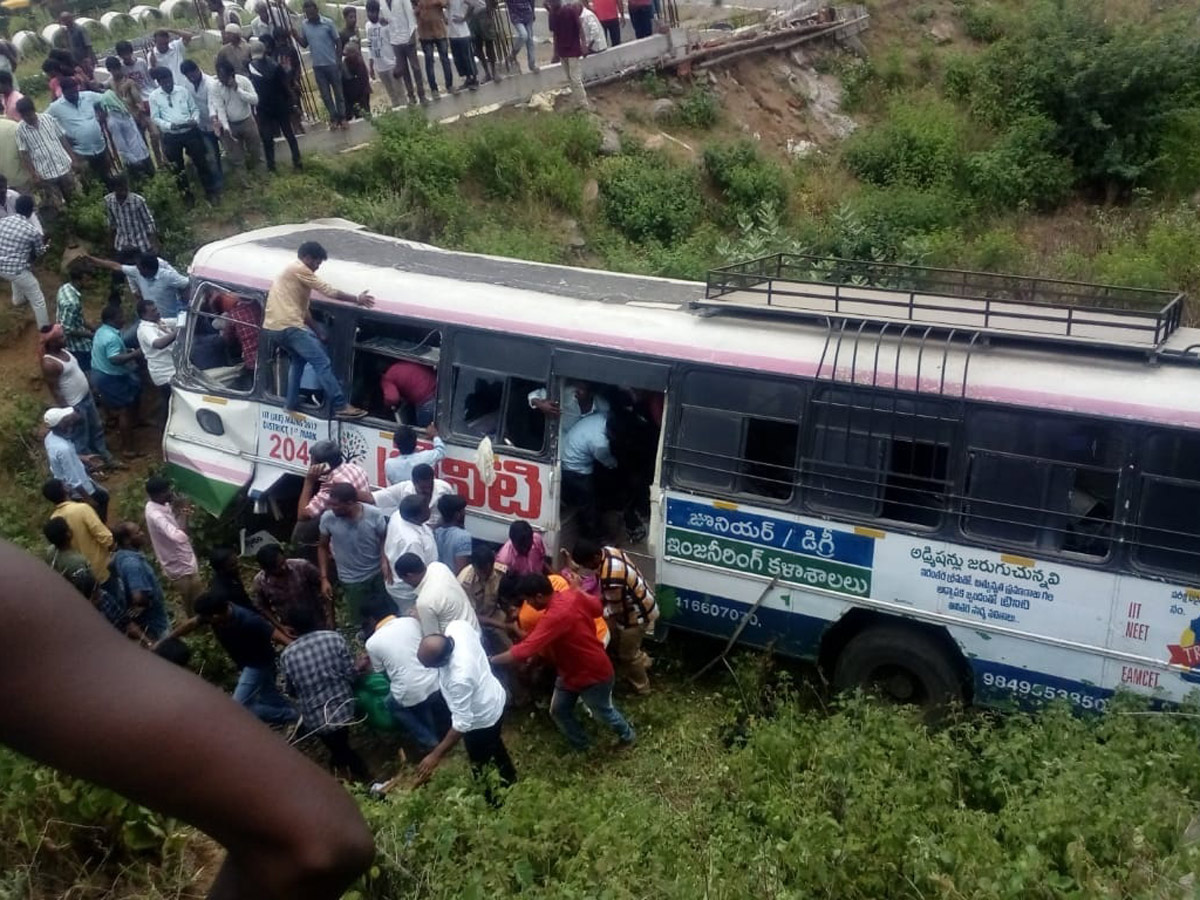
[43,477,113,583]
[263,241,374,419]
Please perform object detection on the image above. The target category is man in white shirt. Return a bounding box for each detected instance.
[393,554,480,636]
[149,28,195,83]
[374,463,454,525]
[364,0,402,108]
[382,0,427,104]
[135,298,177,426]
[382,495,437,605]
[363,602,449,756]
[414,621,514,803]
[210,59,261,184]
[385,424,445,486]
[148,67,217,203]
[0,174,41,234]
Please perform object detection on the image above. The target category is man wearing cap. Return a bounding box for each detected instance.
[44,407,110,522]
[217,23,252,76]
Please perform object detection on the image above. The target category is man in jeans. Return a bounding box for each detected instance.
[0,194,48,328]
[162,592,298,726]
[295,0,346,129]
[493,573,635,750]
[262,240,373,418]
[383,0,429,106]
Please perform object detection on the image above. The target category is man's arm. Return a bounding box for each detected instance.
[83,505,114,550]
[317,532,335,601]
[151,330,178,350]
[236,75,259,106]
[18,149,38,184]
[209,85,228,133]
[0,543,374,899]
[297,465,322,521]
[295,268,374,309]
[41,357,65,407]
[156,615,203,644]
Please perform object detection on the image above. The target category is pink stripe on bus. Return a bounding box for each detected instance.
[164,449,251,484]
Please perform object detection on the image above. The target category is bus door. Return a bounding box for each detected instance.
[549,349,669,574]
[165,281,267,516]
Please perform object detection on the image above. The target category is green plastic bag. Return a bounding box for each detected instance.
[354,672,399,733]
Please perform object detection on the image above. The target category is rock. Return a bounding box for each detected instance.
[707,70,718,86]
[650,98,677,121]
[786,138,817,160]
[564,219,587,249]
[583,178,599,203]
[527,91,556,112]
[928,21,954,44]
[644,133,666,150]
[599,125,621,155]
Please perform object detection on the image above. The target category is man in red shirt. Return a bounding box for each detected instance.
[381,359,437,426]
[545,0,589,109]
[491,573,634,750]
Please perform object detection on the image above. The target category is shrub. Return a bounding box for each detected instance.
[597,152,704,245]
[669,88,720,130]
[965,115,1074,211]
[958,0,1007,42]
[842,96,968,190]
[702,140,790,223]
[370,111,470,213]
[466,116,597,213]
[831,186,967,261]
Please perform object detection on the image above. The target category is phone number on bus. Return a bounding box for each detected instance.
[980,672,1108,711]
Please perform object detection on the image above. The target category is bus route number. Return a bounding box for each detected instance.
[268,433,310,465]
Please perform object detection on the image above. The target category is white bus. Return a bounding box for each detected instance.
[167,219,1200,710]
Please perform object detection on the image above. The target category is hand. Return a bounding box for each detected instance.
[421,423,439,438]
[320,577,334,601]
[414,751,441,785]
[305,462,328,481]
[531,399,561,416]
[356,291,375,308]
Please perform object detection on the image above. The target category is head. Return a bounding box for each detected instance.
[179,59,200,87]
[14,193,33,220]
[344,38,361,60]
[0,71,13,96]
[209,546,240,576]
[41,60,59,80]
[59,76,79,104]
[43,407,79,434]
[286,604,320,636]
[393,552,427,588]
[366,0,381,22]
[250,40,266,60]
[137,298,162,324]
[224,22,243,45]
[113,521,145,550]
[260,31,278,53]
[111,172,130,202]
[153,30,172,53]
[398,494,429,526]
[105,55,124,81]
[136,252,160,280]
[151,66,174,93]
[469,544,496,579]
[509,520,536,556]
[115,40,135,63]
[343,6,357,26]
[411,464,434,500]
[40,323,65,353]
[297,240,328,272]
[309,439,343,470]
[101,303,124,329]
[417,633,453,668]
[194,591,233,624]
[393,425,419,456]
[145,475,173,504]
[497,571,523,610]
[571,381,596,408]
[42,478,68,505]
[303,0,320,22]
[360,596,396,634]
[570,538,603,572]
[517,573,554,611]
[437,493,467,528]
[256,1,270,20]
[255,542,288,575]
[154,637,193,668]
[59,11,75,27]
[215,58,236,87]
[15,97,35,124]
[42,516,72,550]
[328,481,360,518]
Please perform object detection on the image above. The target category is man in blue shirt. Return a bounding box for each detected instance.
[87,251,190,320]
[294,0,346,129]
[111,521,171,642]
[90,304,143,458]
[147,67,217,204]
[43,406,110,522]
[560,411,618,539]
[47,77,110,184]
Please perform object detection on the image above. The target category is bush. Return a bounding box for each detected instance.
[597,152,704,245]
[702,140,790,223]
[669,88,720,130]
[831,186,967,262]
[958,0,1007,42]
[366,111,470,229]
[964,115,1074,211]
[842,96,968,190]
[466,117,596,213]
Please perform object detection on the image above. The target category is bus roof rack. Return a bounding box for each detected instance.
[698,254,1186,354]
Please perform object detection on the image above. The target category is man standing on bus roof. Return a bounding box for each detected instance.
[264,241,373,419]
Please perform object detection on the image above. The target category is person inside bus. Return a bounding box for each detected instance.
[263,240,374,420]
[528,380,609,434]
[560,410,618,539]
[381,359,437,426]
[386,423,445,485]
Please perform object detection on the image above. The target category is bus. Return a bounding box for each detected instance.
[166,219,1200,711]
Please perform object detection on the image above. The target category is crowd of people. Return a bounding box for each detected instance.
[34,237,661,800]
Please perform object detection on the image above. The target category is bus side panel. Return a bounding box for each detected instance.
[339,419,556,545]
[251,409,333,496]
[163,389,258,515]
[1104,573,1200,701]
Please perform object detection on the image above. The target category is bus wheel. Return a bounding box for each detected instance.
[832,625,965,709]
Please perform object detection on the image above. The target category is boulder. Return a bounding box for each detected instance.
[650,98,676,121]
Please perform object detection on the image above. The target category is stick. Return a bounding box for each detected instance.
[690,576,778,682]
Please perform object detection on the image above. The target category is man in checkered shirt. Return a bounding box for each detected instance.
[280,604,371,781]
[294,439,374,559]
[0,193,48,328]
[104,174,158,258]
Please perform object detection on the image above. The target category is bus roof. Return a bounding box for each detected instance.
[190,221,1200,430]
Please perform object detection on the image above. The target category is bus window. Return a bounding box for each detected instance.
[962,412,1121,558]
[669,370,803,502]
[803,389,954,528]
[450,366,546,452]
[1134,432,1200,578]
[184,287,262,394]
[349,320,441,424]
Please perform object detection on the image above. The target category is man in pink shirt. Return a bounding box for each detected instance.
[381,360,437,426]
[143,476,203,614]
[495,520,547,575]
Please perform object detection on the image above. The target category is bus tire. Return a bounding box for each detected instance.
[832,625,966,709]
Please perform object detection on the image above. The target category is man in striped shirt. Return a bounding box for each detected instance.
[0,194,48,328]
[571,539,658,695]
[15,97,77,207]
[104,174,157,256]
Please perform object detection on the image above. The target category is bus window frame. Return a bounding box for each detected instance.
[176,279,266,398]
[344,312,443,429]
[1128,428,1200,581]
